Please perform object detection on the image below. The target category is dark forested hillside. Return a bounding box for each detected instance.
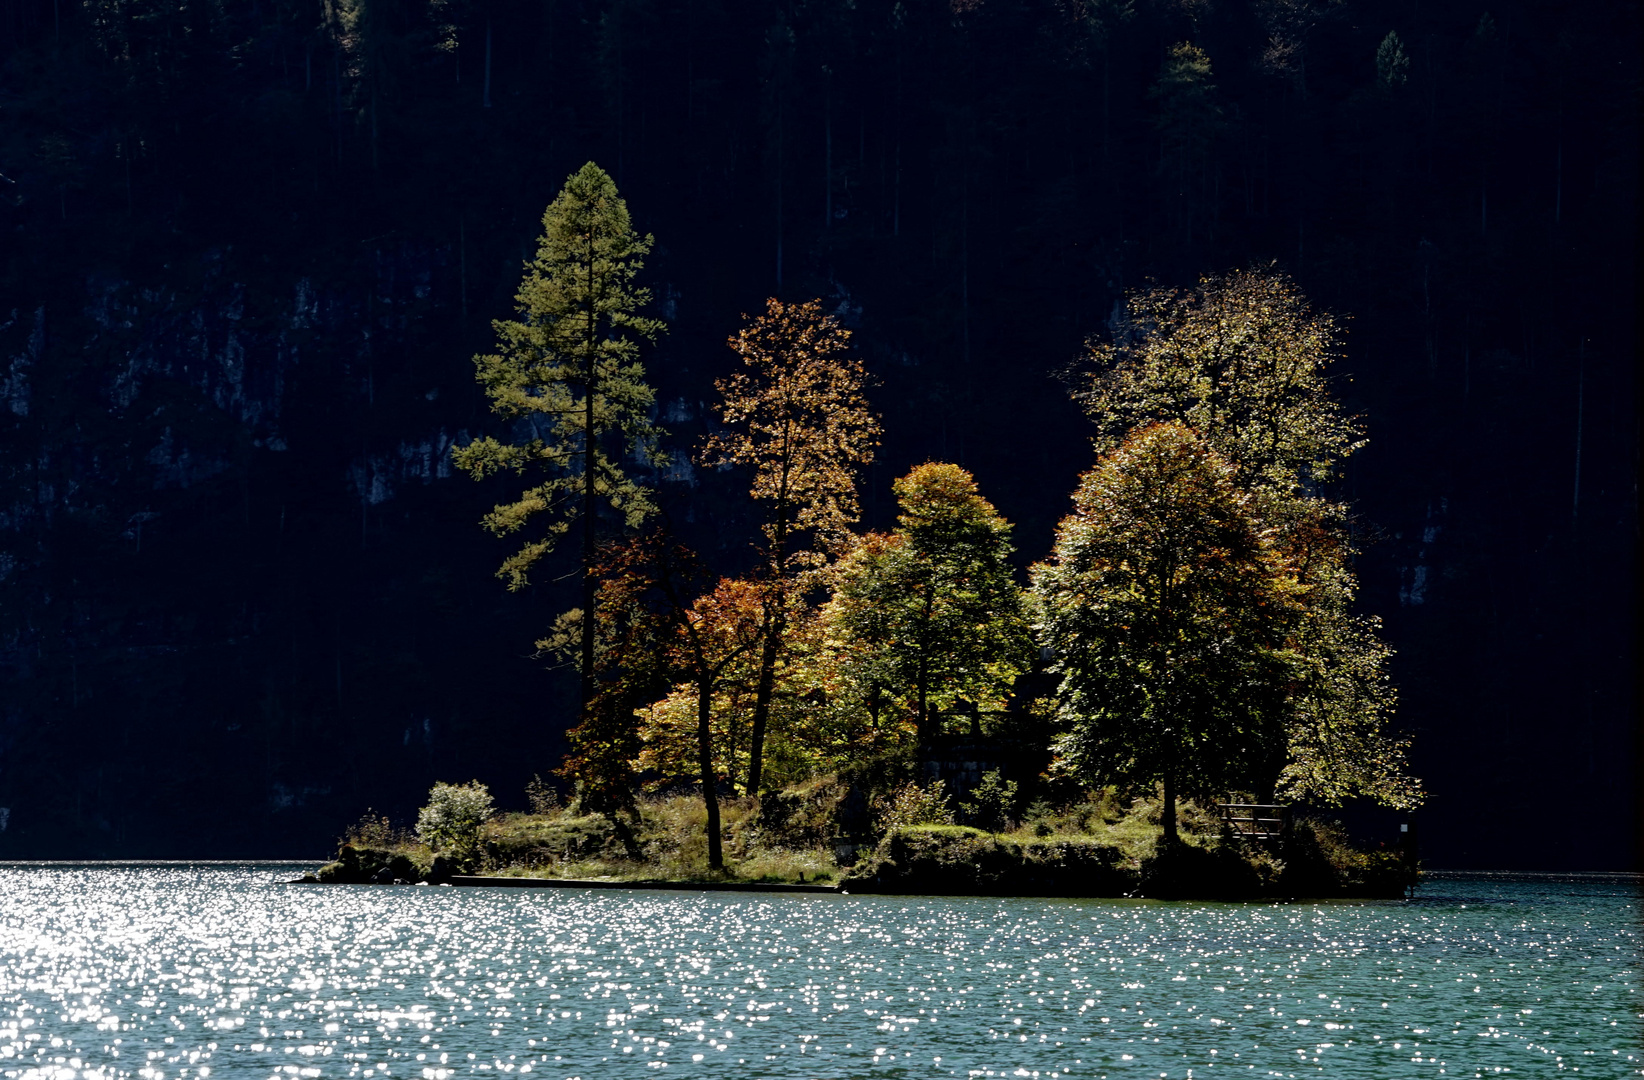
[0,0,1635,867]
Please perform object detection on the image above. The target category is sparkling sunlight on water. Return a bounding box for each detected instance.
[0,866,1637,1079]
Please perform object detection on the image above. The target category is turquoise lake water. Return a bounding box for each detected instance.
[0,865,1637,1079]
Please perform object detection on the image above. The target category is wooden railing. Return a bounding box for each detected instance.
[1216,803,1290,840]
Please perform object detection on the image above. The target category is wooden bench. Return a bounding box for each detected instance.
[1216,803,1290,840]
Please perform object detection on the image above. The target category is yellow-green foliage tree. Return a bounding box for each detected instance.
[826,462,1033,742]
[1033,422,1299,841]
[637,604,880,792]
[1078,268,1362,489]
[453,162,666,729]
[699,298,881,794]
[1073,268,1421,811]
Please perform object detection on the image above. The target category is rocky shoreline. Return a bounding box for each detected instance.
[300,820,1418,901]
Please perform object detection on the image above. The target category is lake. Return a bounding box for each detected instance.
[1,865,1637,1079]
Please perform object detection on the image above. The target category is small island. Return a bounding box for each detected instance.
[309,758,1417,900]
[312,167,1423,902]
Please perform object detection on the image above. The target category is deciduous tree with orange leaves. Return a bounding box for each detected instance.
[700,298,881,795]
[549,533,763,871]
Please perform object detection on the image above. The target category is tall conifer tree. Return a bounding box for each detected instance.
[454,162,665,739]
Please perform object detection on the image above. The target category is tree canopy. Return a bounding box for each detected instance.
[699,297,881,793]
[702,297,881,570]
[1077,268,1363,493]
[1069,270,1421,813]
[453,161,664,589]
[826,462,1032,742]
[1033,422,1297,840]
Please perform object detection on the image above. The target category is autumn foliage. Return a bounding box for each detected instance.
[511,271,1421,867]
[698,298,882,795]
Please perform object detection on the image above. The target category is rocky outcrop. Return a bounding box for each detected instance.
[315,844,425,884]
[844,826,1136,897]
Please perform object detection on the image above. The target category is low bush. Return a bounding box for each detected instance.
[416,781,495,859]
[756,777,849,850]
[525,775,561,816]
[871,779,956,832]
[959,770,1019,832]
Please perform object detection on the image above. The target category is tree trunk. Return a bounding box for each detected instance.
[1161,764,1178,843]
[745,489,790,795]
[744,624,780,795]
[1572,338,1584,525]
[915,656,930,742]
[579,237,599,734]
[775,98,784,289]
[697,677,724,871]
[824,81,832,228]
[482,18,493,108]
[914,586,935,741]
[579,402,596,728]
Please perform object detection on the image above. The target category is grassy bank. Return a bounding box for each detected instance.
[311,774,1415,899]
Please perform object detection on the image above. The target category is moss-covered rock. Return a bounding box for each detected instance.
[475,812,622,870]
[1138,839,1264,900]
[844,825,1135,897]
[315,844,424,883]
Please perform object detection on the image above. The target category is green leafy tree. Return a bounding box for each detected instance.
[827,462,1033,742]
[1074,270,1420,812]
[1033,423,1298,841]
[1279,604,1421,808]
[454,162,665,728]
[699,298,880,793]
[960,769,1019,832]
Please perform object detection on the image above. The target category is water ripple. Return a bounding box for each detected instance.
[0,866,1637,1078]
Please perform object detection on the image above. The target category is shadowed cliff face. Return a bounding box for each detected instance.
[0,249,584,855]
[0,0,1634,868]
